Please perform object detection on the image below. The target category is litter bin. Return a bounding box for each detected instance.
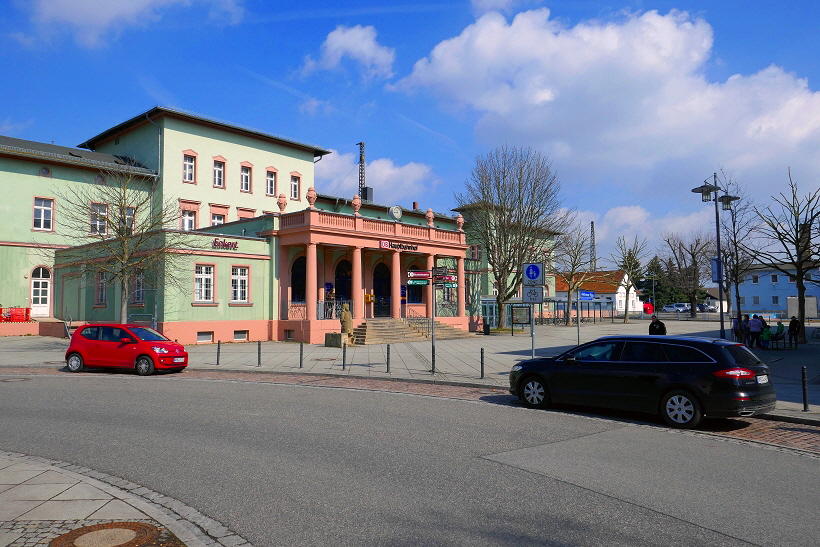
[483,323,490,335]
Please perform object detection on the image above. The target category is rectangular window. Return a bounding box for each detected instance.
[183,155,196,183]
[266,171,276,196]
[771,274,778,283]
[739,296,746,305]
[211,213,225,226]
[90,203,108,235]
[197,331,214,343]
[182,210,196,231]
[213,161,224,188]
[34,198,54,231]
[231,266,249,302]
[751,275,759,284]
[131,271,145,304]
[752,296,760,305]
[95,271,107,304]
[806,274,812,281]
[195,265,214,302]
[772,295,779,305]
[233,330,249,341]
[290,175,300,200]
[469,244,482,261]
[120,206,135,235]
[789,275,796,282]
[241,166,251,192]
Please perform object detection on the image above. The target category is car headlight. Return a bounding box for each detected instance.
[152,346,169,354]
[511,365,523,372]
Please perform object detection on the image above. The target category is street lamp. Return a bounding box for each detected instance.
[691,173,739,339]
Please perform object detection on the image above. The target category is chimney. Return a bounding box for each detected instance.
[413,201,419,210]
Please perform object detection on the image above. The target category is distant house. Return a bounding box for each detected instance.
[554,270,640,313]
[735,266,820,318]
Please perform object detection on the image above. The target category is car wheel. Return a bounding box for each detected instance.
[135,356,155,376]
[520,376,550,409]
[66,353,84,373]
[661,390,703,429]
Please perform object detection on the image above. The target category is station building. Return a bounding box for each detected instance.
[0,107,469,343]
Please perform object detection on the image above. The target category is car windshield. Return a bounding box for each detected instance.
[129,327,170,342]
[723,344,762,367]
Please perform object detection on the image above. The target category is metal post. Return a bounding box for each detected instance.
[257,340,261,367]
[576,289,581,346]
[299,342,303,368]
[431,284,436,374]
[713,173,727,339]
[803,366,810,412]
[386,344,391,373]
[216,340,221,366]
[530,303,535,359]
[480,347,485,379]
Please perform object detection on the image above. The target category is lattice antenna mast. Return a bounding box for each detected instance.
[590,221,597,271]
[357,142,365,197]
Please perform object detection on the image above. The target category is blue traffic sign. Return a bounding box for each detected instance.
[523,262,544,285]
[580,291,595,300]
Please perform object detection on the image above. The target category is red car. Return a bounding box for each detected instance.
[65,324,188,375]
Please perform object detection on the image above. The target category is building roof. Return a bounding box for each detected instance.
[0,135,156,175]
[554,270,626,293]
[78,106,332,158]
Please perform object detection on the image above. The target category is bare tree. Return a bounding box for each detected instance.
[717,170,758,321]
[610,235,648,323]
[46,167,202,323]
[747,172,820,343]
[455,145,570,328]
[663,231,714,317]
[550,222,604,325]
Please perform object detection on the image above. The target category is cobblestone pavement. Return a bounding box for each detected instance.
[0,519,184,547]
[4,367,819,458]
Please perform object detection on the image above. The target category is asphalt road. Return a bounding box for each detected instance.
[2,374,818,546]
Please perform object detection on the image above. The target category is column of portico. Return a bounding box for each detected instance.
[352,246,363,320]
[306,243,318,319]
[426,254,435,317]
[391,250,401,319]
[456,255,465,317]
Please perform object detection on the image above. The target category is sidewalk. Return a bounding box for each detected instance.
[1,319,818,425]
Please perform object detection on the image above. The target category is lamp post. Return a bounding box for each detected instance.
[691,173,739,339]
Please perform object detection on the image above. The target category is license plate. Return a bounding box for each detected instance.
[757,374,769,384]
[173,357,185,363]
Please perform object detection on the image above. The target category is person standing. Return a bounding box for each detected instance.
[742,315,751,345]
[648,315,666,335]
[748,315,763,349]
[788,316,800,348]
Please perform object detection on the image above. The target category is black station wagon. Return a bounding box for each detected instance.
[509,335,776,429]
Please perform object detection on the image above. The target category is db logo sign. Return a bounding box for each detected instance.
[379,240,390,249]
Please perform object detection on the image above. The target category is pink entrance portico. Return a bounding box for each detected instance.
[265,204,468,343]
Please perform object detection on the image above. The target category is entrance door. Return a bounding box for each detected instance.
[31,267,51,317]
[373,262,391,317]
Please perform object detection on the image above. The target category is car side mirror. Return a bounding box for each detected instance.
[120,337,135,344]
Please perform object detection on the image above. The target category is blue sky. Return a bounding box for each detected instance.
[4,0,820,263]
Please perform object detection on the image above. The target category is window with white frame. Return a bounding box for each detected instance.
[120,206,135,235]
[90,203,108,235]
[181,210,196,231]
[213,161,224,188]
[789,275,796,282]
[266,171,276,195]
[183,155,196,183]
[195,265,214,302]
[95,271,107,304]
[772,295,779,306]
[211,213,225,226]
[752,295,760,305]
[751,275,759,284]
[131,271,145,304]
[290,175,300,200]
[33,198,54,231]
[241,166,251,192]
[231,266,249,302]
[771,274,778,283]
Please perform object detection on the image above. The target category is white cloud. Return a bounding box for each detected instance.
[25,0,243,47]
[303,25,395,80]
[314,149,435,206]
[470,0,537,16]
[395,8,820,211]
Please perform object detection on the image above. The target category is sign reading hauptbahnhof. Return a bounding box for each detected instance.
[379,240,419,251]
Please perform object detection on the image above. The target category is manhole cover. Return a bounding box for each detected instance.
[0,378,30,382]
[50,522,159,547]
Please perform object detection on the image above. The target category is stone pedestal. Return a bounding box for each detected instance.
[325,332,343,347]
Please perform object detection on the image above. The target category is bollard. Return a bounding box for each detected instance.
[432,345,436,374]
[480,347,485,379]
[216,340,221,366]
[803,366,810,412]
[342,342,346,371]
[299,342,303,368]
[386,344,391,373]
[257,340,261,367]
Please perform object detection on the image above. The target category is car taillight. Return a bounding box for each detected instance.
[714,368,756,378]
